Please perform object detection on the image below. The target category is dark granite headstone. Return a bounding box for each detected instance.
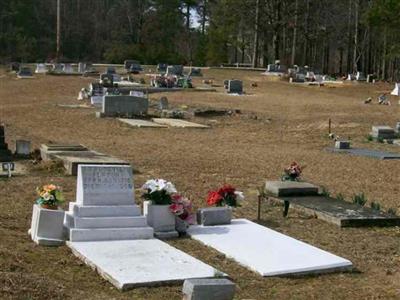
[0,125,12,161]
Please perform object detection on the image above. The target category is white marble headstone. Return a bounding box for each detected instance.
[76,165,134,206]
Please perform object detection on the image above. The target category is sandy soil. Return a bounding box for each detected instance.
[0,67,399,299]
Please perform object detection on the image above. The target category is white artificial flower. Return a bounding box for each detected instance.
[164,181,177,194]
[43,192,51,201]
[234,191,245,201]
[50,195,55,200]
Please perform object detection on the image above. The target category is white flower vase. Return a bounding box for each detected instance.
[143,201,176,232]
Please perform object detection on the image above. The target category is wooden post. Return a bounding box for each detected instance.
[257,194,262,220]
[328,118,331,135]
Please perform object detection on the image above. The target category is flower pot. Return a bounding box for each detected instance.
[143,201,176,232]
[40,204,58,210]
[29,204,65,246]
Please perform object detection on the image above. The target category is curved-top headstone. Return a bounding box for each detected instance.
[76,165,134,206]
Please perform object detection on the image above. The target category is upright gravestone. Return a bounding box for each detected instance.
[78,62,86,73]
[65,164,153,242]
[106,66,116,74]
[15,140,31,156]
[227,80,243,94]
[371,126,396,140]
[17,67,33,78]
[100,73,114,87]
[52,63,64,73]
[159,97,169,110]
[101,95,148,117]
[90,83,105,107]
[0,124,12,161]
[35,63,47,74]
[63,64,73,73]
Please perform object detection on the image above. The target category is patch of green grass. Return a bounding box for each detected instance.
[352,193,367,206]
[370,201,381,211]
[335,193,345,201]
[320,186,330,197]
[366,134,373,142]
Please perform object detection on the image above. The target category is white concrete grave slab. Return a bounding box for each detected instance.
[76,164,134,206]
[119,118,167,128]
[68,239,225,290]
[152,118,209,128]
[187,219,352,276]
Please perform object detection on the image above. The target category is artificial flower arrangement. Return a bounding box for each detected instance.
[281,161,304,181]
[36,184,64,209]
[141,178,194,224]
[169,194,195,225]
[141,179,177,205]
[206,184,245,207]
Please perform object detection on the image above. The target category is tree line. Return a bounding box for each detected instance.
[0,0,399,80]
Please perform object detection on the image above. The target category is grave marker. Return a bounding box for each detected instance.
[102,95,148,117]
[227,80,243,94]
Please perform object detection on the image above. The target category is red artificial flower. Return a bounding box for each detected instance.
[207,191,223,206]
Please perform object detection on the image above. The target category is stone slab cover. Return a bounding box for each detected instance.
[327,148,400,160]
[187,219,352,276]
[119,118,168,128]
[68,239,225,290]
[152,118,209,128]
[265,181,319,197]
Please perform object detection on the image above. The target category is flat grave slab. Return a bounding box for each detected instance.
[271,195,400,227]
[119,118,168,128]
[68,239,225,290]
[54,151,128,176]
[326,147,400,160]
[152,118,209,128]
[265,181,319,197]
[187,219,352,277]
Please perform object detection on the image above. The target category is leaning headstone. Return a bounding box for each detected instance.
[227,80,243,94]
[182,278,235,300]
[371,126,396,139]
[158,97,169,110]
[335,140,350,149]
[101,95,148,117]
[15,140,31,156]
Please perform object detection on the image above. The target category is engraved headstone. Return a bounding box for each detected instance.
[16,140,31,156]
[102,95,148,117]
[76,165,134,206]
[227,80,243,94]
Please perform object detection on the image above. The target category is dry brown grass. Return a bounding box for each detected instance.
[0,67,399,299]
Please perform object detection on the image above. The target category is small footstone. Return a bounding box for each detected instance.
[265,181,319,197]
[335,140,350,149]
[182,278,235,300]
[197,207,232,226]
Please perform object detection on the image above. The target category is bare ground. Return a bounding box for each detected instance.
[0,67,399,299]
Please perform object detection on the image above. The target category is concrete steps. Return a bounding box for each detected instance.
[69,202,141,217]
[74,216,148,229]
[70,227,154,242]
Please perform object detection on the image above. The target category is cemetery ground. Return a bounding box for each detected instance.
[0,67,399,299]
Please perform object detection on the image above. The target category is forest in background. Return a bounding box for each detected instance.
[0,0,399,80]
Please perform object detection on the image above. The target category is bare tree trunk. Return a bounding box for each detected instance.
[291,0,298,66]
[56,0,61,61]
[382,26,387,80]
[252,0,260,67]
[346,0,352,73]
[353,0,359,72]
